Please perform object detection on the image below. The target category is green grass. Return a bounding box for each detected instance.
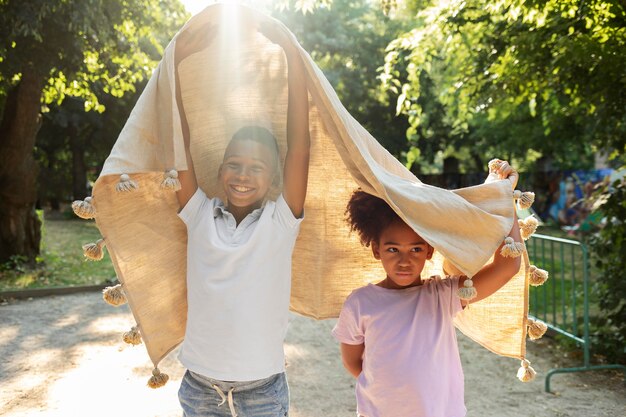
[0,213,116,291]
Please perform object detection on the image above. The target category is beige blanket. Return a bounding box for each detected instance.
[90,4,529,373]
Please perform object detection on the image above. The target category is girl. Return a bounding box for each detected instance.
[332,161,522,417]
[174,11,310,417]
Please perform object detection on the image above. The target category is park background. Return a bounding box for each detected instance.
[0,0,624,415]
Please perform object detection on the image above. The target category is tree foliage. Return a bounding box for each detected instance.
[274,0,413,157]
[0,0,187,263]
[0,0,186,109]
[588,169,626,363]
[381,0,626,172]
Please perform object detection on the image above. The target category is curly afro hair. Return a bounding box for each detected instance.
[345,189,403,247]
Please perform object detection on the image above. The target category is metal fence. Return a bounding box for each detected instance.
[527,233,626,392]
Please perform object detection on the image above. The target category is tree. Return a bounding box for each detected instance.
[381,0,626,173]
[274,0,414,158]
[0,0,187,264]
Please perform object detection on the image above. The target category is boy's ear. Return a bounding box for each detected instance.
[371,241,381,260]
[427,246,434,260]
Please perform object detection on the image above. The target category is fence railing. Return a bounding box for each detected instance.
[527,234,626,392]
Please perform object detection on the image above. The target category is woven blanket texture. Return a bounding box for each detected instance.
[91,4,528,369]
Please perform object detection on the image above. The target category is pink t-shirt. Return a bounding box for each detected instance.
[332,276,466,417]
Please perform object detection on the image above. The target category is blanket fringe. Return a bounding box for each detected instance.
[116,174,139,192]
[82,239,106,261]
[160,169,181,191]
[148,367,169,388]
[517,359,537,382]
[519,215,539,240]
[123,326,142,345]
[529,265,549,286]
[72,196,96,219]
[457,278,477,301]
[500,237,525,258]
[527,317,548,340]
[103,284,127,306]
[513,190,535,210]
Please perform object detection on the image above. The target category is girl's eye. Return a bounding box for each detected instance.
[226,163,239,169]
[251,166,265,173]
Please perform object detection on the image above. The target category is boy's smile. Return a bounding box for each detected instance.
[372,220,434,289]
[219,139,278,217]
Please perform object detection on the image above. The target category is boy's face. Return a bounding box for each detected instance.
[371,221,434,289]
[219,138,277,210]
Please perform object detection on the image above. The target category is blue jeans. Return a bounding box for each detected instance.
[178,370,289,417]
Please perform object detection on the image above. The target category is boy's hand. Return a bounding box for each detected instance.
[175,22,216,65]
[486,159,519,190]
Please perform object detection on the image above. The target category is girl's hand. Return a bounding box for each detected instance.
[486,159,519,190]
[175,22,216,65]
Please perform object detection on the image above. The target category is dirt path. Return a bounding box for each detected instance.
[1,292,624,417]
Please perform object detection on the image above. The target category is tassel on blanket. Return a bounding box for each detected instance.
[71,196,96,219]
[102,284,127,306]
[517,359,537,382]
[123,326,142,345]
[500,237,524,258]
[148,367,169,389]
[160,169,181,191]
[529,265,549,286]
[82,239,106,261]
[488,158,502,172]
[116,173,138,192]
[527,317,548,340]
[519,216,539,240]
[457,278,477,301]
[513,190,535,210]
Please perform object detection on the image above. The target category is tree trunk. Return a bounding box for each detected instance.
[0,67,45,264]
[69,125,87,200]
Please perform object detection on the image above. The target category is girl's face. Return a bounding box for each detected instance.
[219,139,277,210]
[372,220,434,289]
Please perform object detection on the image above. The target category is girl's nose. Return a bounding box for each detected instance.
[398,253,410,265]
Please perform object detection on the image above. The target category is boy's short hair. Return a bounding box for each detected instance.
[230,126,280,162]
[345,189,402,247]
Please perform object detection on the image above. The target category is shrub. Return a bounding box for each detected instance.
[587,168,626,364]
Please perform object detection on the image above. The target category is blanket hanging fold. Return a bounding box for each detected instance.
[91,4,528,370]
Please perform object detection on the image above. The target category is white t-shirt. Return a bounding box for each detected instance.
[178,188,303,381]
[332,276,466,417]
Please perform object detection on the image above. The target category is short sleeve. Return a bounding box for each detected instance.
[437,275,464,317]
[178,188,210,229]
[332,295,364,345]
[272,194,304,230]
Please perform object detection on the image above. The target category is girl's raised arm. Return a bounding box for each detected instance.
[461,160,522,304]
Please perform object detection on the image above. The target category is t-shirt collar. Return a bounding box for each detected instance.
[213,200,264,221]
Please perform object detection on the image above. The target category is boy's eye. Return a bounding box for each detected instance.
[411,247,423,253]
[386,247,398,253]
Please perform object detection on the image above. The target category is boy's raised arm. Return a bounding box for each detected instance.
[259,21,311,218]
[174,24,215,209]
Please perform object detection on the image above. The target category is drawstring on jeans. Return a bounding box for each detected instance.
[212,384,237,417]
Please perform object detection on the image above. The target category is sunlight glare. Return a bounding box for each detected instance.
[181,0,275,16]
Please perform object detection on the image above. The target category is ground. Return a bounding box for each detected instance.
[1,292,624,417]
